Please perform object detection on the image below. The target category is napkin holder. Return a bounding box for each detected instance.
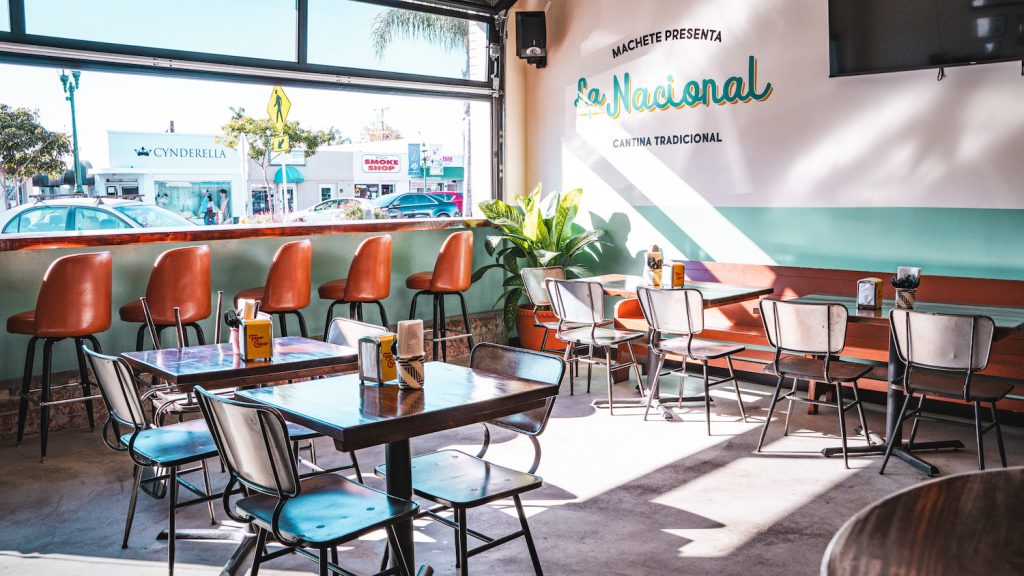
[358,333,397,385]
[857,277,882,310]
[239,314,273,361]
[397,355,425,390]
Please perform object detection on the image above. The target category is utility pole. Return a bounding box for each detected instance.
[59,70,84,195]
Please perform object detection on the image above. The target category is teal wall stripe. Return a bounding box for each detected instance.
[591,207,1024,282]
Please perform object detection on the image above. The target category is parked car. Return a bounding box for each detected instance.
[429,192,464,214]
[0,198,196,234]
[286,197,373,223]
[372,193,460,219]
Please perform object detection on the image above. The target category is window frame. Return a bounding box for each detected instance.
[0,0,508,204]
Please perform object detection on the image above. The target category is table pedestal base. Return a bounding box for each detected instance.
[820,429,964,477]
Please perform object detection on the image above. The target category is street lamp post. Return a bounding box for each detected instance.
[60,70,84,195]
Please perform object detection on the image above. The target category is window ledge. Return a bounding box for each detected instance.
[0,218,493,251]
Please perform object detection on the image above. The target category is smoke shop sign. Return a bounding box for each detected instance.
[362,154,401,173]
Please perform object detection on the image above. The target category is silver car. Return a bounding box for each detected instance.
[0,198,196,234]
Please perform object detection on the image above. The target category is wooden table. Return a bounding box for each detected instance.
[822,466,1024,575]
[120,336,358,392]
[792,294,1024,476]
[589,273,774,306]
[588,274,774,418]
[236,362,559,575]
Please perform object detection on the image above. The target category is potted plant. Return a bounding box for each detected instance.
[473,184,605,350]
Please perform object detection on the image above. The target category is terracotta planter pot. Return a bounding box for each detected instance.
[515,304,566,352]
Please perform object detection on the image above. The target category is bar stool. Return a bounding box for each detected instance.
[756,299,872,468]
[318,234,392,337]
[406,230,474,362]
[119,245,211,350]
[636,286,748,433]
[235,239,311,337]
[882,309,1012,473]
[9,251,112,461]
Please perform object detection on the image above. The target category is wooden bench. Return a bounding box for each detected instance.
[613,261,1024,414]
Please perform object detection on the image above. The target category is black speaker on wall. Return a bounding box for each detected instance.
[516,11,547,68]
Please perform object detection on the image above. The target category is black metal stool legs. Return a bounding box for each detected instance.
[74,337,96,432]
[323,301,339,340]
[15,336,38,446]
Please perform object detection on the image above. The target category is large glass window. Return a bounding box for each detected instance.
[0,60,491,234]
[24,0,297,61]
[0,2,10,32]
[308,0,490,81]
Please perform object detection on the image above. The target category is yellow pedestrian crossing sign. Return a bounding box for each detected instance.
[272,135,290,153]
[267,86,291,132]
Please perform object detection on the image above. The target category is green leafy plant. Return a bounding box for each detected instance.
[473,184,605,332]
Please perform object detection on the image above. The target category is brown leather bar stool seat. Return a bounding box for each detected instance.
[406,230,474,362]
[119,245,211,350]
[8,252,112,461]
[234,239,312,338]
[317,234,392,338]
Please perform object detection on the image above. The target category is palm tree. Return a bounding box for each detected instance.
[370,9,478,215]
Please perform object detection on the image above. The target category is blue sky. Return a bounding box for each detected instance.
[2,0,488,168]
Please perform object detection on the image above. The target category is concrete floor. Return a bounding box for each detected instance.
[0,369,1020,576]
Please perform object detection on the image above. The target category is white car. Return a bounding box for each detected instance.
[287,197,372,223]
[1,198,196,234]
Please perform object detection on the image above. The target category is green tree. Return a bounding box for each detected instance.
[0,104,70,207]
[217,107,344,219]
[370,10,478,213]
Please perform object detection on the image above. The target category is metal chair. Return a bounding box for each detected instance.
[377,343,566,575]
[546,278,645,413]
[195,387,420,576]
[521,267,589,392]
[882,309,1011,473]
[636,287,748,433]
[756,299,872,468]
[82,346,218,576]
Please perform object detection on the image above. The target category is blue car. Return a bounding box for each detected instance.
[371,192,461,218]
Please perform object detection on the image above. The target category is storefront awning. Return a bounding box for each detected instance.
[274,166,304,183]
[426,167,464,180]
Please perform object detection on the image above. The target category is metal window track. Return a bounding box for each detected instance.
[0,41,498,99]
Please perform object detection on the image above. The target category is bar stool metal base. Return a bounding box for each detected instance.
[323,300,389,338]
[16,334,103,461]
[409,290,474,363]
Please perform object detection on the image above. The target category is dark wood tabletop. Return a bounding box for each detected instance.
[588,273,773,306]
[236,361,556,452]
[121,336,357,392]
[823,466,1024,576]
[793,294,1024,339]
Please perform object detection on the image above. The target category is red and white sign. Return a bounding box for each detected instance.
[361,154,401,173]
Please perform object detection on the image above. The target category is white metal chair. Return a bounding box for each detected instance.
[882,309,1011,472]
[546,278,645,413]
[196,387,421,576]
[83,346,218,576]
[637,287,748,433]
[756,299,872,468]
[376,343,566,575]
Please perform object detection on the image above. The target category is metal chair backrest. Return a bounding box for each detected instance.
[471,343,566,436]
[636,286,705,337]
[325,317,389,348]
[195,387,299,498]
[890,309,994,373]
[82,346,148,433]
[521,267,565,308]
[759,298,848,356]
[546,278,605,327]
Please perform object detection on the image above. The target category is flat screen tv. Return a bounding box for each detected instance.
[829,0,1024,76]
